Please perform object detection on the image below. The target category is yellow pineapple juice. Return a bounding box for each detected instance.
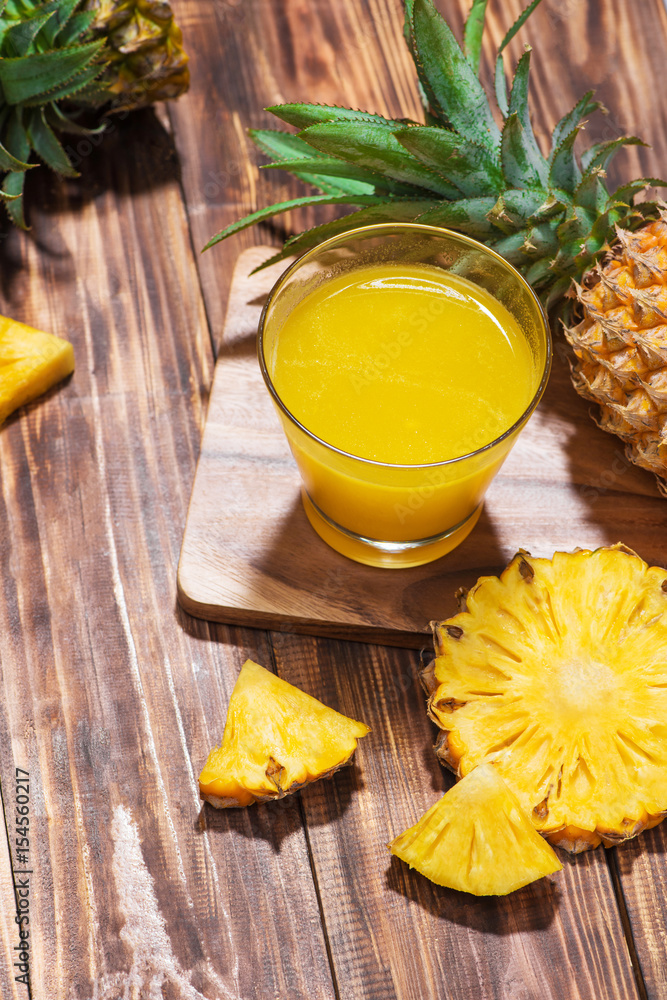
[259,226,550,567]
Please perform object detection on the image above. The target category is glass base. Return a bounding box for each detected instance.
[301,491,483,568]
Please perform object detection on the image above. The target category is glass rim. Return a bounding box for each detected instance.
[257,222,552,471]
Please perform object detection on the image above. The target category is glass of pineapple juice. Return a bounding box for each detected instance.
[258,223,551,568]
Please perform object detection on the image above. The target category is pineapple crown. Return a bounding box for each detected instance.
[205,0,667,312]
[0,0,189,227]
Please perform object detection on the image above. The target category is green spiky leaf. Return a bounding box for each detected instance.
[47,102,105,137]
[463,0,488,74]
[549,90,599,157]
[262,156,423,197]
[250,128,328,163]
[203,193,402,251]
[41,0,80,47]
[501,113,547,190]
[395,125,503,197]
[581,136,646,173]
[4,8,57,58]
[414,196,497,238]
[497,0,547,56]
[22,61,104,106]
[53,7,96,47]
[0,40,103,104]
[494,54,509,118]
[298,120,461,198]
[548,126,582,193]
[268,103,395,131]
[410,0,500,152]
[0,135,31,171]
[574,166,608,215]
[26,106,77,175]
[2,169,25,226]
[508,49,548,186]
[611,178,667,206]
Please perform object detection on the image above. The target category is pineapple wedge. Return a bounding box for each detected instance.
[0,316,75,426]
[199,660,369,807]
[389,763,562,895]
[423,545,667,853]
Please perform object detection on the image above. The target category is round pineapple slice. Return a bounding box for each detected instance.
[422,544,667,853]
[389,763,562,895]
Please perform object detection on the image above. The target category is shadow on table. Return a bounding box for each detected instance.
[535,337,664,556]
[384,853,561,931]
[0,107,180,296]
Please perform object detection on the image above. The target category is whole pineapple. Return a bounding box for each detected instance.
[566,211,667,492]
[205,0,667,489]
[0,0,189,227]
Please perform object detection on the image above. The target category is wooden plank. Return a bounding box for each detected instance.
[177,243,664,645]
[613,834,667,998]
[0,108,334,998]
[270,632,641,1000]
[0,772,25,1000]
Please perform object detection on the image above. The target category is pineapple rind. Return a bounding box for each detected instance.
[389,763,562,895]
[199,660,369,808]
[425,545,667,853]
[0,316,75,425]
[565,212,667,488]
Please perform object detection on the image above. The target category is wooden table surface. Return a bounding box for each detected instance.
[2,1,667,997]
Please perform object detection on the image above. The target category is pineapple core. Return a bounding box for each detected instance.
[0,315,75,425]
[199,660,369,807]
[424,545,667,853]
[390,763,562,895]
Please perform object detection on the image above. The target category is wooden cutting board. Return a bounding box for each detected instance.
[177,245,666,647]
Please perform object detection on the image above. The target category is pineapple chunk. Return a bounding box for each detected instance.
[389,763,562,895]
[0,315,75,426]
[423,544,667,853]
[199,660,370,807]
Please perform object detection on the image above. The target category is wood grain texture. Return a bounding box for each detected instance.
[0,0,666,997]
[177,245,665,645]
[612,828,667,997]
[270,632,641,1000]
[0,111,334,998]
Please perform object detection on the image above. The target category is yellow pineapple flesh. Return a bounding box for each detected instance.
[199,659,369,808]
[0,316,75,426]
[566,211,667,492]
[389,763,562,896]
[422,545,667,853]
